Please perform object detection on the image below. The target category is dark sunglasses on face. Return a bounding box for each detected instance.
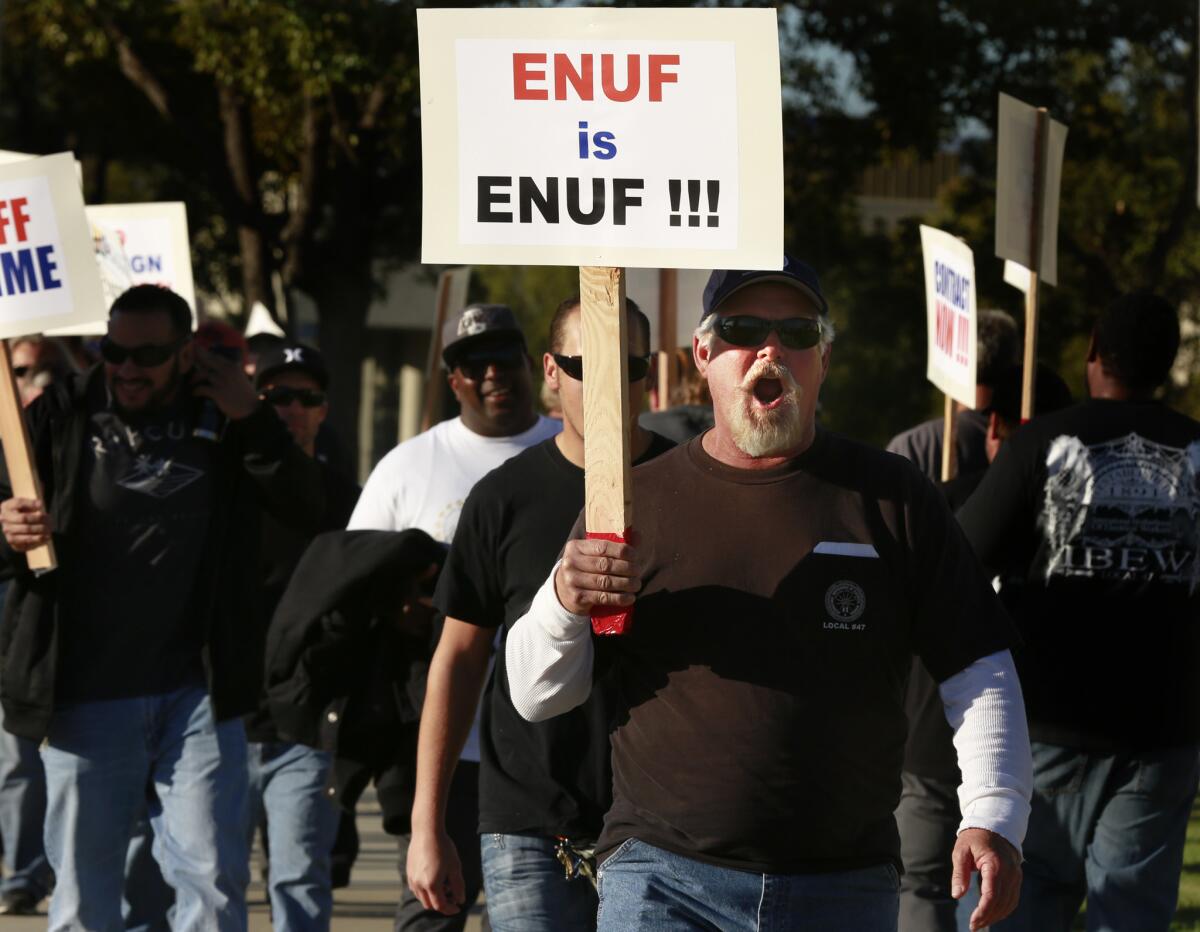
[261,387,327,408]
[552,353,652,383]
[12,366,29,379]
[453,346,527,381]
[100,335,188,368]
[713,315,824,351]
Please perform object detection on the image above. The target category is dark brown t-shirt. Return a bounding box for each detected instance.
[588,430,1014,874]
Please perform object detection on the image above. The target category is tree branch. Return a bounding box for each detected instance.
[97,15,172,121]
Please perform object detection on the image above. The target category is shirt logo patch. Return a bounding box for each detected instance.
[824,580,866,624]
[117,456,204,499]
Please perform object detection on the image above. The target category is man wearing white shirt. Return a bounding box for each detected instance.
[349,302,559,932]
[505,259,1032,932]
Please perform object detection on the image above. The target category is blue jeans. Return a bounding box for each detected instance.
[41,686,250,932]
[247,741,339,932]
[481,833,597,932]
[994,741,1199,932]
[596,838,899,932]
[0,702,52,900]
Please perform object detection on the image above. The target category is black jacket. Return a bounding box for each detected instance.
[264,529,445,832]
[0,366,326,740]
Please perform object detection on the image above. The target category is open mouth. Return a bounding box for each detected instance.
[751,377,785,408]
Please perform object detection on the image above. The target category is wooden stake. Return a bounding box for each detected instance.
[1021,107,1049,422]
[0,341,55,572]
[419,270,455,433]
[655,268,678,411]
[941,394,957,482]
[580,266,634,635]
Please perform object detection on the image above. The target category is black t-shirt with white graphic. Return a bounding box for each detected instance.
[56,400,214,702]
[579,432,1013,874]
[959,399,1200,751]
[435,433,674,839]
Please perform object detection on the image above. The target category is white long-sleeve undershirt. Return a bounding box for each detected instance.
[506,561,1033,854]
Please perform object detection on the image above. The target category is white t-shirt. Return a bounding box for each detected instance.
[348,414,562,760]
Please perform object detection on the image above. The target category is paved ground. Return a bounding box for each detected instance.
[3,790,486,931]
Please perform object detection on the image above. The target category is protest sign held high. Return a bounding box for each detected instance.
[920,225,977,481]
[0,153,103,572]
[418,7,782,270]
[418,7,783,633]
[49,202,195,336]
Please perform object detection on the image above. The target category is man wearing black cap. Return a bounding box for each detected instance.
[244,343,361,930]
[349,304,559,931]
[504,258,1032,931]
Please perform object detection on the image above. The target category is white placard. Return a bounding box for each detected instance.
[48,202,195,337]
[1003,259,1031,294]
[995,93,1067,286]
[0,153,105,339]
[418,7,783,270]
[920,226,977,408]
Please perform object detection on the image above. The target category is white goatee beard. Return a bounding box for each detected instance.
[726,358,805,458]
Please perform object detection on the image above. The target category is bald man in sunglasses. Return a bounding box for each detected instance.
[0,285,325,930]
[505,257,1033,932]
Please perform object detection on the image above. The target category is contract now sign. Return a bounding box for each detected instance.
[418,7,783,270]
[920,226,977,409]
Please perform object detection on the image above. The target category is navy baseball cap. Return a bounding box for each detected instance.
[701,255,828,321]
[441,303,526,366]
[255,342,329,390]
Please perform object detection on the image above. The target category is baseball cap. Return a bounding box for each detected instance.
[702,255,828,321]
[255,342,329,390]
[441,304,525,367]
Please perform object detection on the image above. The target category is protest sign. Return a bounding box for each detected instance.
[417,7,782,270]
[0,152,102,572]
[995,93,1067,286]
[418,8,783,634]
[49,202,195,337]
[920,226,977,481]
[1004,259,1031,294]
[420,266,472,432]
[0,154,105,339]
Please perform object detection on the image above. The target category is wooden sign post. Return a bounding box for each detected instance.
[655,268,678,411]
[581,267,634,635]
[1021,107,1049,421]
[0,343,54,570]
[420,270,456,433]
[941,395,957,482]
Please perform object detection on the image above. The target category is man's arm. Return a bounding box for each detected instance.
[940,649,1033,931]
[507,538,639,723]
[407,617,493,916]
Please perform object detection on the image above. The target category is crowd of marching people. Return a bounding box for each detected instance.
[0,257,1193,932]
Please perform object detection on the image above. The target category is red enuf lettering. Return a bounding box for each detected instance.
[513,53,548,100]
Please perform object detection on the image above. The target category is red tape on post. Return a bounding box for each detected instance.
[586,529,633,636]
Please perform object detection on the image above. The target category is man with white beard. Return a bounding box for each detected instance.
[502,258,1033,932]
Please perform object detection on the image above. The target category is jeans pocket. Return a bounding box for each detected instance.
[1032,743,1087,798]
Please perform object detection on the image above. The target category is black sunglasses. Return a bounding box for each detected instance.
[552,353,652,383]
[261,387,327,408]
[100,335,188,368]
[453,345,527,381]
[12,366,29,379]
[713,315,824,351]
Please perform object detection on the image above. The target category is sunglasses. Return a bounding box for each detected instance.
[453,345,527,381]
[552,353,652,383]
[100,335,188,368]
[12,366,29,379]
[712,315,824,351]
[261,387,327,408]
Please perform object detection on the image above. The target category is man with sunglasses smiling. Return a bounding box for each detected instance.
[349,302,559,932]
[506,257,1033,931]
[0,284,325,930]
[407,296,672,931]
